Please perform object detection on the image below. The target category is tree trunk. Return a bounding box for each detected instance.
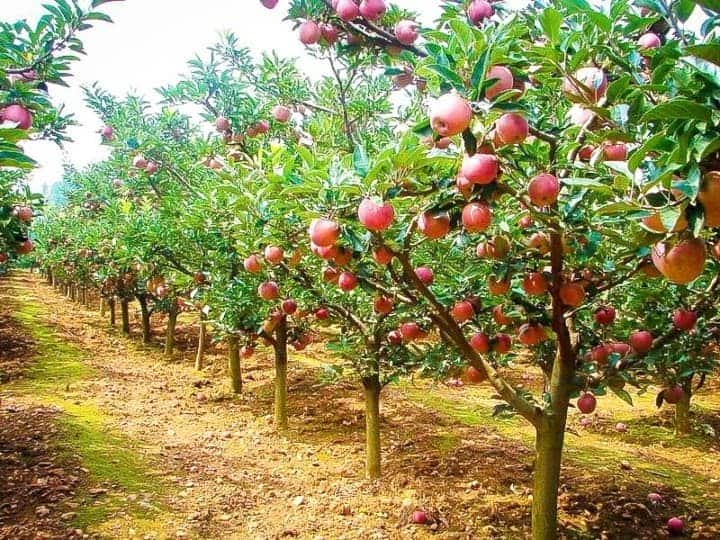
[675,380,693,437]
[532,415,567,540]
[273,316,289,431]
[164,304,179,357]
[137,295,152,345]
[51,274,57,288]
[362,375,382,480]
[120,298,130,336]
[47,269,53,285]
[81,287,87,306]
[100,297,106,318]
[109,297,116,327]
[227,336,242,394]
[195,311,207,371]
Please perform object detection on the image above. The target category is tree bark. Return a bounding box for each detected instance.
[100,297,106,318]
[195,311,207,371]
[164,304,179,357]
[675,379,693,437]
[273,316,289,431]
[120,298,130,335]
[137,294,152,345]
[362,375,382,480]
[227,336,242,394]
[109,297,116,327]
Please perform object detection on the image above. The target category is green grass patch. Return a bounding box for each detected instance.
[4,286,170,533]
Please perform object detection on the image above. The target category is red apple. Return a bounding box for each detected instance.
[487,276,510,296]
[602,142,628,161]
[492,305,513,326]
[145,161,158,174]
[271,105,291,123]
[101,125,114,140]
[467,0,493,25]
[133,155,148,169]
[466,365,486,383]
[638,32,661,50]
[400,322,421,341]
[667,517,684,536]
[461,202,492,232]
[14,206,33,223]
[282,299,298,315]
[559,282,585,307]
[563,67,607,103]
[461,154,499,184]
[395,20,419,45]
[258,281,280,300]
[522,272,548,296]
[528,173,560,206]
[663,385,685,404]
[429,94,473,137]
[496,113,529,145]
[335,0,360,21]
[244,255,263,273]
[372,246,394,265]
[411,510,428,524]
[651,238,706,285]
[629,330,653,354]
[315,308,330,320]
[338,271,358,291]
[414,266,434,285]
[485,65,514,100]
[299,21,322,45]
[418,211,451,239]
[261,0,278,8]
[1,104,32,129]
[577,392,597,414]
[493,333,512,354]
[470,332,491,353]
[240,345,255,358]
[359,0,386,21]
[374,295,394,314]
[594,306,616,326]
[215,116,230,132]
[388,330,404,345]
[672,309,697,331]
[16,239,33,255]
[309,218,340,247]
[451,300,475,323]
[264,245,284,265]
[358,198,395,231]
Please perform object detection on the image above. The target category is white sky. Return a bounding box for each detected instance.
[4,0,448,193]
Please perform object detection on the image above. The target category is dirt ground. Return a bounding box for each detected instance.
[1,272,720,539]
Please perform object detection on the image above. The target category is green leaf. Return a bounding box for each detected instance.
[425,64,466,91]
[628,132,666,172]
[539,8,562,45]
[596,201,642,215]
[683,44,720,66]
[693,0,720,13]
[84,11,113,23]
[641,99,712,123]
[672,165,701,201]
[675,0,696,21]
[610,385,634,406]
[353,144,369,178]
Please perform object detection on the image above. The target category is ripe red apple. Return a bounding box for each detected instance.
[451,300,475,323]
[651,238,706,285]
[518,323,546,346]
[467,0,493,25]
[667,517,684,536]
[615,422,628,432]
[578,145,595,161]
[418,211,451,239]
[309,218,340,247]
[567,104,594,127]
[358,198,395,231]
[590,343,611,364]
[562,67,607,103]
[664,385,685,405]
[647,493,664,504]
[299,21,322,45]
[387,330,404,345]
[470,332,490,353]
[261,0,278,8]
[461,154,499,184]
[374,295,394,314]
[215,116,230,132]
[466,365,486,383]
[642,212,688,233]
[461,202,492,232]
[496,113,529,145]
[133,155,148,169]
[101,125,114,140]
[194,271,206,284]
[0,253,7,264]
[16,239,33,255]
[333,247,352,266]
[528,232,551,253]
[335,0,360,21]
[372,246,393,265]
[145,161,158,174]
[258,281,280,300]
[638,32,661,50]
[14,206,33,223]
[240,345,255,358]
[577,392,597,414]
[518,215,534,229]
[315,307,330,320]
[672,309,697,331]
[395,20,419,45]
[594,306,616,326]
[264,245,284,265]
[528,173,560,206]
[522,272,548,296]
[487,276,510,296]
[400,322,421,341]
[359,0,385,20]
[492,305,513,326]
[415,266,434,285]
[338,271,358,291]
[429,94,473,137]
[698,171,720,227]
[280,298,298,315]
[484,236,511,260]
[313,243,338,260]
[485,65,514,100]
[271,105,291,123]
[320,23,340,45]
[493,333,512,353]
[629,330,653,354]
[411,510,428,524]
[1,104,32,129]
[602,142,628,161]
[559,282,585,307]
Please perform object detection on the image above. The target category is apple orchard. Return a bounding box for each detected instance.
[3,1,720,539]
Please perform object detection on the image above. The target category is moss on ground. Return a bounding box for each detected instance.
[3,283,171,535]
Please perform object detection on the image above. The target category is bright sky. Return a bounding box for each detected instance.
[6,1,449,194]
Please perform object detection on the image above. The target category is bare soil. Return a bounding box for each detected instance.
[1,272,720,539]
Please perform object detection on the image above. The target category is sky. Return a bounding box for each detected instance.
[4,0,449,194]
